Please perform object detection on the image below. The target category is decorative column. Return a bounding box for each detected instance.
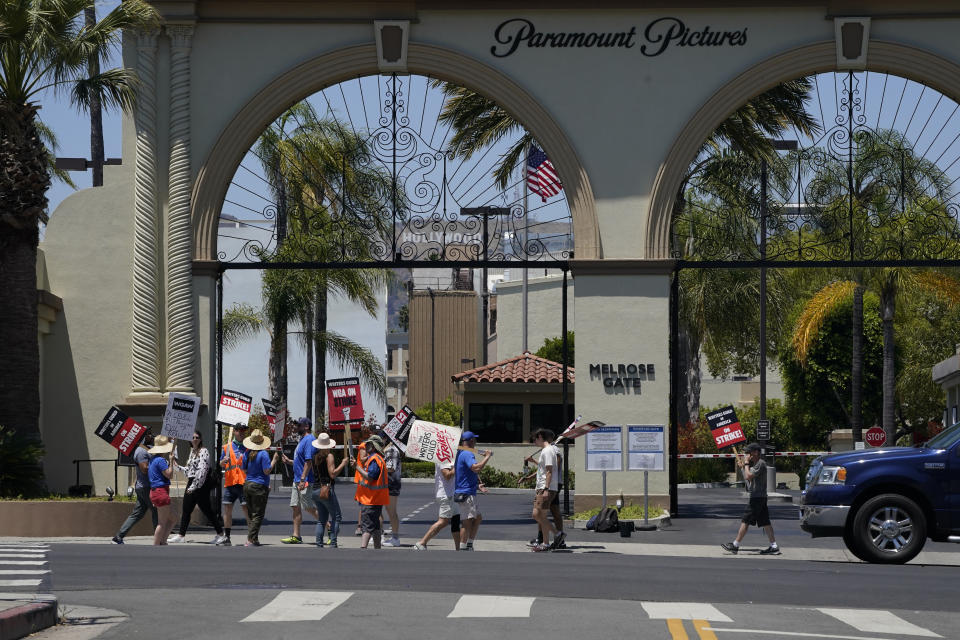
[165,24,196,393]
[130,29,162,395]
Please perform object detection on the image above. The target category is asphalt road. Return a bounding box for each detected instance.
[26,486,960,639]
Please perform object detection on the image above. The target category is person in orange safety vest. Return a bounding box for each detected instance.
[218,423,250,545]
[354,435,389,549]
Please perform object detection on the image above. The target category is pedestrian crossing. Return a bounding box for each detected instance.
[0,544,51,592]
[237,592,944,638]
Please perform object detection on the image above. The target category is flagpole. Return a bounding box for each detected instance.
[522,144,529,353]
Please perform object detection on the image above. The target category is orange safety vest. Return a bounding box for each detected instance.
[354,452,389,506]
[222,442,247,487]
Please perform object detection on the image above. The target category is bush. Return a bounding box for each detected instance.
[0,427,46,498]
[401,460,434,478]
[676,419,728,484]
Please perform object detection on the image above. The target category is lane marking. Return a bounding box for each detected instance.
[694,619,719,640]
[0,562,47,566]
[668,619,689,640]
[642,603,732,622]
[0,570,49,575]
[0,554,46,559]
[703,628,893,640]
[818,609,941,637]
[241,591,353,622]
[448,595,534,618]
[0,580,42,587]
[401,501,434,523]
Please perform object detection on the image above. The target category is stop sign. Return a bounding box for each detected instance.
[865,427,887,447]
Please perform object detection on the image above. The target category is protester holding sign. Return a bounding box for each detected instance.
[280,418,319,545]
[721,443,781,556]
[218,423,249,546]
[454,431,492,551]
[169,431,227,545]
[381,437,403,547]
[413,458,461,551]
[112,432,157,545]
[522,429,566,552]
[354,435,389,549]
[147,436,178,545]
[241,429,279,547]
[310,433,349,548]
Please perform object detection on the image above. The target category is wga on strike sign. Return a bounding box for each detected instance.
[405,420,461,464]
[326,377,364,428]
[216,389,252,426]
[95,407,148,456]
[705,405,746,450]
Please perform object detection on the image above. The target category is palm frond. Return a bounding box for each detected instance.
[221,303,266,351]
[911,271,960,306]
[315,331,387,404]
[792,280,857,365]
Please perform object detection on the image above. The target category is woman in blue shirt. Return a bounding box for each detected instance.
[147,435,178,545]
[241,429,279,547]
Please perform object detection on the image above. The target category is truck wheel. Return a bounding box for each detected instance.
[852,494,927,564]
[842,527,869,562]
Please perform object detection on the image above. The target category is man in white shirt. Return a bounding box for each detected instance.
[528,428,565,552]
[413,458,461,550]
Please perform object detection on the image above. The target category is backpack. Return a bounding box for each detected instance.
[585,513,599,530]
[594,507,620,533]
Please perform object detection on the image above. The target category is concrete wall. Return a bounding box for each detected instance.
[496,274,574,358]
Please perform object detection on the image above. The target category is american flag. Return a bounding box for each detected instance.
[527,144,563,202]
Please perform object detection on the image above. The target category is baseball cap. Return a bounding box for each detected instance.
[297,417,311,427]
[744,442,762,453]
[462,431,478,441]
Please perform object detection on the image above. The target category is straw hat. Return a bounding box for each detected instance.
[243,429,272,451]
[363,434,385,455]
[148,435,174,455]
[312,433,336,450]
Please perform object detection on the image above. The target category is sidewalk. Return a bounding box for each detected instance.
[0,591,57,640]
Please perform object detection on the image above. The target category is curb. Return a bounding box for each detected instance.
[0,598,58,640]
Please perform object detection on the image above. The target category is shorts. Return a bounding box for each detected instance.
[289,483,313,509]
[437,496,454,520]
[149,486,171,507]
[742,497,771,527]
[359,504,383,533]
[222,484,247,506]
[388,472,402,497]
[534,489,557,509]
[456,494,480,520]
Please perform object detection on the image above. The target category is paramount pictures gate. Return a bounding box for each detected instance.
[668,70,960,511]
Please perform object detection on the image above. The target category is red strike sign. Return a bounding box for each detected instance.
[326,377,364,430]
[865,426,887,447]
[705,405,747,450]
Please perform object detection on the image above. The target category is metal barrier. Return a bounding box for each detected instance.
[677,452,826,458]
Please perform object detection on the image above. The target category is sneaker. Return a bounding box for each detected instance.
[527,539,540,548]
[167,534,186,543]
[212,535,228,545]
[551,531,567,550]
[281,535,302,544]
[382,537,400,547]
[315,542,325,548]
[464,543,474,551]
[721,542,739,554]
[759,545,781,555]
[531,543,552,552]
[328,542,338,548]
[413,543,426,551]
[217,537,232,547]
[111,535,124,545]
[244,540,261,547]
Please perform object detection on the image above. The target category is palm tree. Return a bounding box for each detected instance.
[793,129,960,443]
[0,0,159,446]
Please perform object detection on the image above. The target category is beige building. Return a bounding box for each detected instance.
[35,0,960,514]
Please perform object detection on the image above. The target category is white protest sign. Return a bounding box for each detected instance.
[405,420,461,465]
[216,389,252,425]
[161,393,200,440]
[383,405,416,453]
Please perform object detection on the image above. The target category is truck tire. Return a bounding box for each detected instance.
[852,494,927,564]
[842,527,870,562]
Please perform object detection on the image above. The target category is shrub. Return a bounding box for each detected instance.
[0,427,46,498]
[677,419,729,484]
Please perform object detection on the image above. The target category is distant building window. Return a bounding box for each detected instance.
[530,404,576,433]
[468,403,522,442]
[387,348,394,372]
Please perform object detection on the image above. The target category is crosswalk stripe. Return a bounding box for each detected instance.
[642,603,732,622]
[448,595,534,618]
[0,561,47,566]
[818,608,941,637]
[0,554,46,559]
[241,591,353,622]
[0,570,49,575]
[0,580,42,587]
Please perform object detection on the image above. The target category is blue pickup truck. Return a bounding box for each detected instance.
[800,422,960,564]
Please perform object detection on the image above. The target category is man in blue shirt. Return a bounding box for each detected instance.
[112,432,158,544]
[281,418,319,544]
[454,431,493,550]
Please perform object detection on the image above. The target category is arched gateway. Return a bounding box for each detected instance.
[38,2,960,515]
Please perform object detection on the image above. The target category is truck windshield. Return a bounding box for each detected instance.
[924,422,960,450]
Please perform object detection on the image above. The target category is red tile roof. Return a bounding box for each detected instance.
[452,352,574,384]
